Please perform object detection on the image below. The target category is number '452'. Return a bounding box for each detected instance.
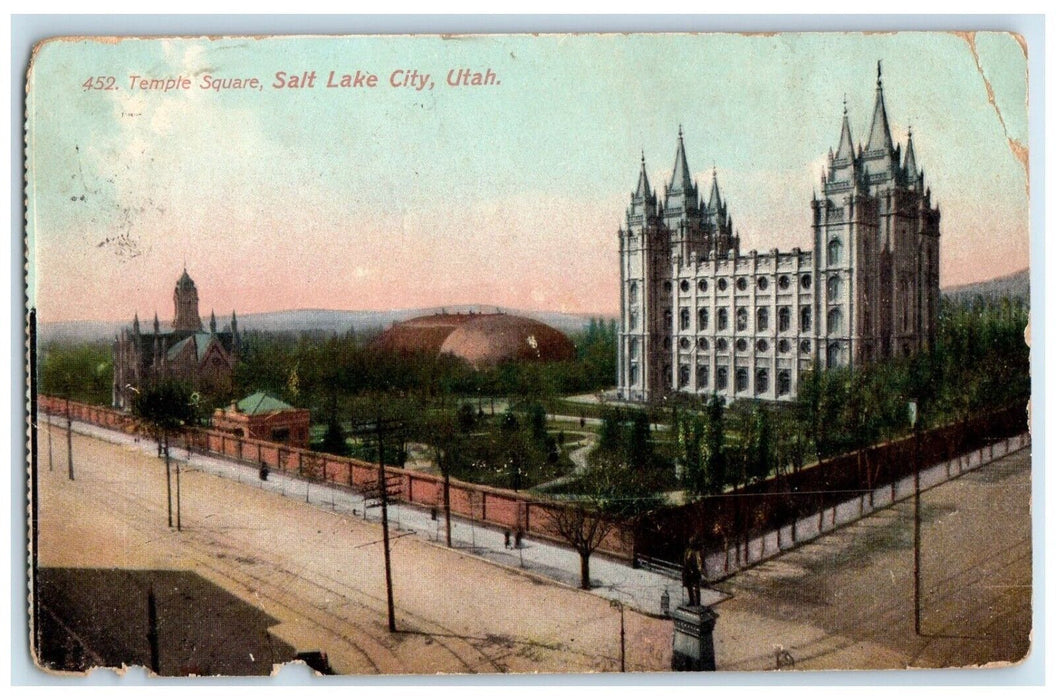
[82,76,117,90]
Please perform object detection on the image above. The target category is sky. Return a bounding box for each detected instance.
[26,32,1029,324]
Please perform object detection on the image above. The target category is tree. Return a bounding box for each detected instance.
[677,412,706,494]
[548,456,663,589]
[702,394,727,494]
[597,407,623,455]
[132,381,198,530]
[40,341,113,406]
[747,406,772,483]
[456,402,477,433]
[321,416,349,456]
[625,410,653,469]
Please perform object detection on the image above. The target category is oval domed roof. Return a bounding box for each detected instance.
[370,312,575,367]
[440,314,575,366]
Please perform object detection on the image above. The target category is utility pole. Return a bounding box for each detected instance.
[610,599,626,672]
[65,395,74,481]
[164,433,173,528]
[147,587,160,674]
[377,419,397,633]
[47,406,53,471]
[350,416,402,634]
[175,454,182,532]
[910,399,922,636]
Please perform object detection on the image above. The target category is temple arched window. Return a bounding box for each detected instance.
[828,308,843,334]
[756,307,769,331]
[827,237,842,266]
[755,368,769,394]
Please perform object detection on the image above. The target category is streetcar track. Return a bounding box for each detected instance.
[43,440,522,674]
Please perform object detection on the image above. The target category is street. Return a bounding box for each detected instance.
[710,448,1032,670]
[34,422,1032,674]
[35,426,671,674]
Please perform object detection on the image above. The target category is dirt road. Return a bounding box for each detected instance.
[33,425,1032,675]
[710,448,1032,671]
[35,428,671,675]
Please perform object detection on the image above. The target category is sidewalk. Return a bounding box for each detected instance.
[53,418,706,617]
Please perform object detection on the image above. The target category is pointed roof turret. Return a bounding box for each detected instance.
[669,125,694,194]
[835,97,855,161]
[132,313,141,336]
[903,126,918,181]
[663,125,700,218]
[866,61,894,154]
[153,312,160,334]
[708,167,723,209]
[231,310,239,333]
[177,267,196,291]
[209,310,217,334]
[635,151,651,198]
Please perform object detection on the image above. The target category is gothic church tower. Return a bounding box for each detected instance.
[173,268,204,332]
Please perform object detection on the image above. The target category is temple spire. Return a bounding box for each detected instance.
[153,312,160,334]
[670,125,694,194]
[210,309,217,334]
[866,60,894,153]
[904,126,918,181]
[835,95,855,161]
[708,167,723,209]
[635,150,651,198]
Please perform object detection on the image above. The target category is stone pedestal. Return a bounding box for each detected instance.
[671,605,718,671]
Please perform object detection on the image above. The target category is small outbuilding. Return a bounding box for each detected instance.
[212,391,311,448]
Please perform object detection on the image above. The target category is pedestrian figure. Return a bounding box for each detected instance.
[579,415,586,428]
[514,529,523,549]
[504,530,512,549]
[259,462,269,481]
[682,537,702,606]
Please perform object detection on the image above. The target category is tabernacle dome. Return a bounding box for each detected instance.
[371,312,575,367]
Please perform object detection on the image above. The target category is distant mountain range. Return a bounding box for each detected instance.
[37,305,616,345]
[36,270,1031,346]
[941,268,1029,304]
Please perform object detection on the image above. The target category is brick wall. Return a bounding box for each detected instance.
[37,395,1026,566]
[36,396,634,559]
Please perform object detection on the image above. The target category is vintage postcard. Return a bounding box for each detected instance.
[24,31,1031,676]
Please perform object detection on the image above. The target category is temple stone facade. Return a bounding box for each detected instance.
[112,269,240,409]
[618,66,940,403]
